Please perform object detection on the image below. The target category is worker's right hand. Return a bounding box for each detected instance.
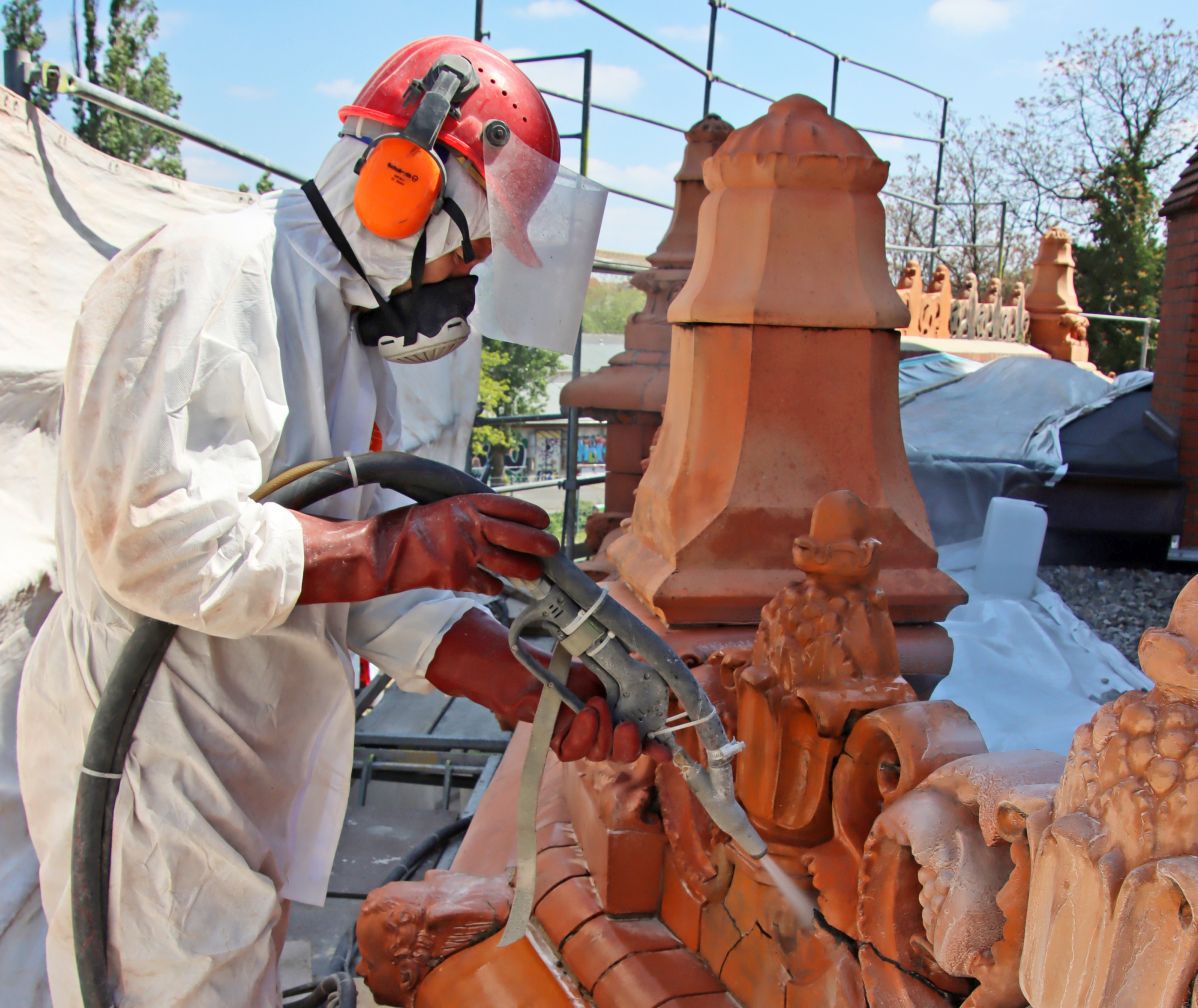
[293,494,559,605]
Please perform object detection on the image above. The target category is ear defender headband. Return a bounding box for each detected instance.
[353,53,481,239]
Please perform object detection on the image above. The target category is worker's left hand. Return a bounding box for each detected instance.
[425,608,670,764]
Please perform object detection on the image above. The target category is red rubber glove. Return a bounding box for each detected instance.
[293,494,558,604]
[426,609,670,764]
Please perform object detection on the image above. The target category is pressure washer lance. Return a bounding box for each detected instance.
[495,551,767,946]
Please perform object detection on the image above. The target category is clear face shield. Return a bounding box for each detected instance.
[472,124,608,356]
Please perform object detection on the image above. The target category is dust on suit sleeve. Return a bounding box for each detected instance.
[61,221,304,637]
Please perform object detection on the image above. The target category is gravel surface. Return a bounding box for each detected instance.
[1037,565,1196,665]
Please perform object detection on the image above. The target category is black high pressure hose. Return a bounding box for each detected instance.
[71,452,492,1008]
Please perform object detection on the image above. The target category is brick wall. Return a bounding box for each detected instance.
[1152,148,1198,546]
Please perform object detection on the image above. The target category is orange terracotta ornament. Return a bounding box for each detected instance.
[1022,574,1198,1008]
[733,490,916,847]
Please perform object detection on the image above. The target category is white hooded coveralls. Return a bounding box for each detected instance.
[17,137,490,1007]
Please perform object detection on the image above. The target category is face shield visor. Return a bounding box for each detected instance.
[472,125,608,356]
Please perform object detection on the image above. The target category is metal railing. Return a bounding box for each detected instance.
[1080,313,1159,370]
[469,0,1012,277]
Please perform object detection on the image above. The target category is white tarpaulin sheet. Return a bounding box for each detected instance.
[0,89,483,1005]
[934,539,1151,754]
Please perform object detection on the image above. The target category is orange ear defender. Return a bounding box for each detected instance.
[353,136,446,240]
[352,53,480,240]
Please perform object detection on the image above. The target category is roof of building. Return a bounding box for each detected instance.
[1162,145,1198,218]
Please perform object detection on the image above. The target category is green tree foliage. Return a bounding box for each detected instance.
[1074,159,1165,372]
[1002,21,1197,372]
[471,341,514,458]
[2,0,53,113]
[582,277,645,334]
[76,0,184,178]
[238,171,275,195]
[471,338,561,480]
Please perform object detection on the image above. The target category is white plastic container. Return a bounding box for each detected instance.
[973,497,1048,599]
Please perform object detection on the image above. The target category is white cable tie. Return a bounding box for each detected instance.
[649,707,717,739]
[343,452,360,488]
[81,766,123,781]
[585,629,616,657]
[561,587,608,637]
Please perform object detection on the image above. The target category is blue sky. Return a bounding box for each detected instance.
[34,0,1196,253]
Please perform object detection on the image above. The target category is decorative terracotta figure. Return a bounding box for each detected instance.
[896,260,924,334]
[733,490,915,847]
[1022,574,1198,1008]
[356,871,513,1007]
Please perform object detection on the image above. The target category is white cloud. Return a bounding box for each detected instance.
[927,0,1014,33]
[226,84,276,101]
[587,157,679,206]
[511,0,582,18]
[501,49,643,104]
[314,78,361,100]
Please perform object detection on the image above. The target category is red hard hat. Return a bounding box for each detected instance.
[341,36,561,180]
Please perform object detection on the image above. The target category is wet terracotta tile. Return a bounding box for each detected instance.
[534,843,590,906]
[564,760,666,915]
[535,874,604,947]
[698,901,742,976]
[722,847,768,934]
[536,756,572,831]
[591,947,725,1008]
[857,945,954,1007]
[538,820,578,854]
[451,724,527,877]
[563,914,681,991]
[415,932,582,1008]
[719,926,789,1008]
[661,856,703,952]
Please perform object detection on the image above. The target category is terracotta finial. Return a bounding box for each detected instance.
[668,95,909,329]
[1025,226,1089,362]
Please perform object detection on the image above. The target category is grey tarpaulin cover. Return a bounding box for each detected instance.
[899,354,1156,545]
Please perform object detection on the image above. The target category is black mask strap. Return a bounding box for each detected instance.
[440,196,475,263]
[301,179,407,334]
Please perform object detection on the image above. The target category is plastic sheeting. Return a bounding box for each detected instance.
[934,539,1151,754]
[898,354,1159,544]
[901,355,1153,475]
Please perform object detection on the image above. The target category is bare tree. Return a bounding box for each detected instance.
[999,20,1197,371]
[1001,20,1198,235]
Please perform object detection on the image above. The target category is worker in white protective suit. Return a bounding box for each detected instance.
[17,37,650,1008]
